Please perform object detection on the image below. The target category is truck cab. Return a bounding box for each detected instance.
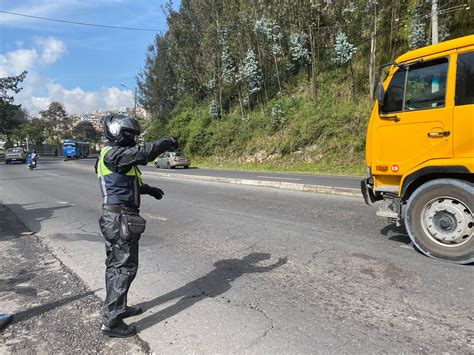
[362,35,474,264]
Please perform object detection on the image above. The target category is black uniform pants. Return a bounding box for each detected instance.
[99,209,139,327]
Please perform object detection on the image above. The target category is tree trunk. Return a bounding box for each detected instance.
[349,61,356,104]
[238,86,244,116]
[390,5,396,60]
[219,86,223,118]
[256,42,269,105]
[369,4,377,99]
[309,26,318,103]
[274,55,282,93]
[215,16,223,118]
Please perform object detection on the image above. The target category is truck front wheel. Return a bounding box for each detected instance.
[404,179,474,264]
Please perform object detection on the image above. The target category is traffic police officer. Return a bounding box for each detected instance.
[96,114,178,337]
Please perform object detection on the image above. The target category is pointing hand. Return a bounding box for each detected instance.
[149,187,164,200]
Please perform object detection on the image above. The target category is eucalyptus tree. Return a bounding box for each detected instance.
[137,34,178,123]
[331,31,357,102]
[241,49,263,111]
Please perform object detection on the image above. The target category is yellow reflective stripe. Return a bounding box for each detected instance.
[135,166,142,186]
[97,146,142,181]
[98,146,113,177]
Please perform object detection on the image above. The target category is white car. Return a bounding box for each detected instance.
[155,151,190,169]
[5,147,27,164]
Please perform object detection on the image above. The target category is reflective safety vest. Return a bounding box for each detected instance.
[97,146,142,208]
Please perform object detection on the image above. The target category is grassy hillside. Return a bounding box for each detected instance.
[145,71,371,176]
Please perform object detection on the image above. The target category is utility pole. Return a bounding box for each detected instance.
[432,0,439,44]
[134,87,137,119]
[369,3,377,99]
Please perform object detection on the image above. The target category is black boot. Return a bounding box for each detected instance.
[123,305,144,319]
[100,321,137,338]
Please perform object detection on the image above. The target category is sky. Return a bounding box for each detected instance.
[0,0,177,116]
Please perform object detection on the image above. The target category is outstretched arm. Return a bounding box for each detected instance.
[104,137,178,174]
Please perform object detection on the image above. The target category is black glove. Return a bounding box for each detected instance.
[141,184,164,200]
[148,187,164,200]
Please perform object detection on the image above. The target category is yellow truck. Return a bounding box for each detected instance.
[362,35,474,264]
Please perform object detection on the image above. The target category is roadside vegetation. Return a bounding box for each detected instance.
[146,71,369,175]
[138,0,473,175]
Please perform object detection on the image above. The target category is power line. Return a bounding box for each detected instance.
[0,10,166,32]
[353,3,470,48]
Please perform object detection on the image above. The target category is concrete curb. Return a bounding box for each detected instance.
[63,160,361,198]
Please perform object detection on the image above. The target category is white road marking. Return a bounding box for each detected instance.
[144,213,168,221]
[256,176,302,181]
[400,243,413,249]
[44,172,59,177]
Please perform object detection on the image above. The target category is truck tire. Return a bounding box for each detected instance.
[404,179,474,264]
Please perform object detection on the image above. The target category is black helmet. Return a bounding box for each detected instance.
[104,114,141,146]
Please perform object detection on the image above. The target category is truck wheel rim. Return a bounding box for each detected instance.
[422,197,473,247]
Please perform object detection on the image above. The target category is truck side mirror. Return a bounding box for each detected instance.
[376,80,385,107]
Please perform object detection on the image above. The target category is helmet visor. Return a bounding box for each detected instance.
[120,116,142,135]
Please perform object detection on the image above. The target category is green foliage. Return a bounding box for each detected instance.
[20,118,47,147]
[146,73,370,174]
[71,121,100,143]
[0,71,27,137]
[138,0,473,175]
[331,32,357,66]
[40,102,70,148]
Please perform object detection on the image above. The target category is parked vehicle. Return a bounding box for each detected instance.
[361,35,474,264]
[63,140,90,159]
[5,147,27,164]
[155,151,190,169]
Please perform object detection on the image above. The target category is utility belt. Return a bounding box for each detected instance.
[103,204,146,242]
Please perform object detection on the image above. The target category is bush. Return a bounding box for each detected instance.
[145,74,370,175]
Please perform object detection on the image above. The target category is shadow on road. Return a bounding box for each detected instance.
[4,203,74,234]
[11,291,96,325]
[0,272,37,297]
[134,253,287,332]
[49,233,102,244]
[380,223,411,244]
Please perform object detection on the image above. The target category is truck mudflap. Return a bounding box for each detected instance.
[360,178,382,205]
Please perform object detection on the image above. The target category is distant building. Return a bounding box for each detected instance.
[72,107,151,132]
[135,107,152,120]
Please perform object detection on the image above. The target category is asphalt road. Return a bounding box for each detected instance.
[0,158,472,353]
[73,157,362,189]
